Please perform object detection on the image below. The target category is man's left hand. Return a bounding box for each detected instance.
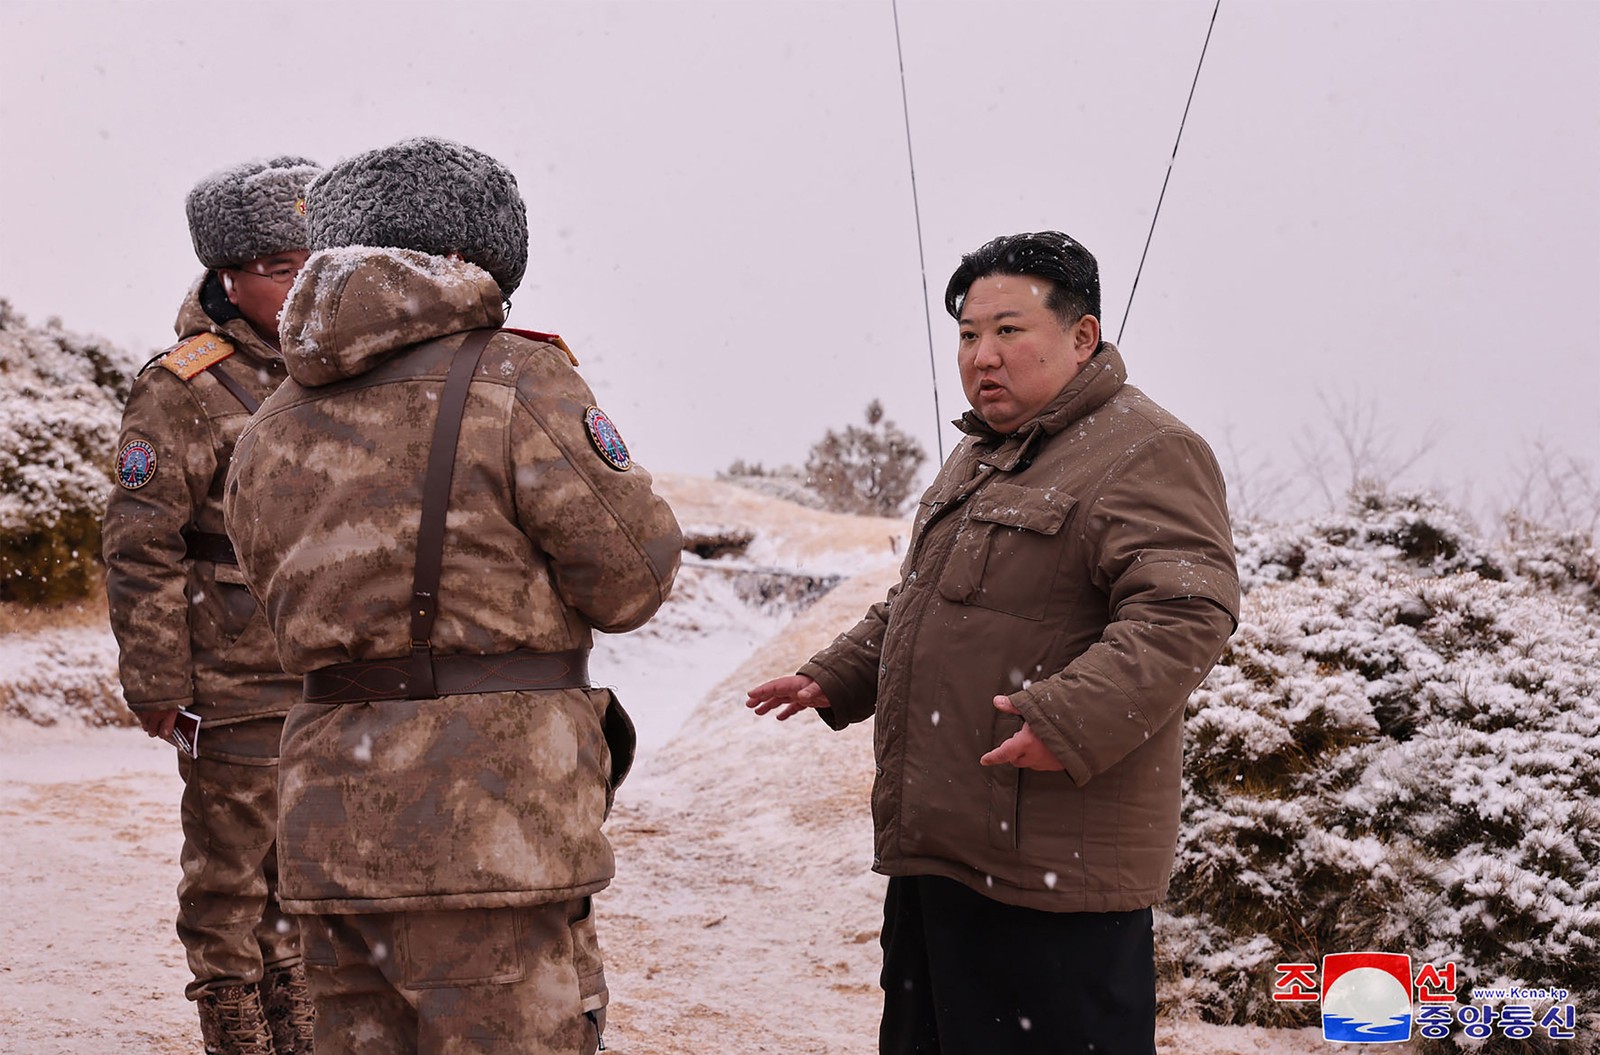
[979,696,1064,771]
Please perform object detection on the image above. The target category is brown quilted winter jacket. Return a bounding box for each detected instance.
[102,275,298,724]
[800,345,1239,912]
[224,247,681,913]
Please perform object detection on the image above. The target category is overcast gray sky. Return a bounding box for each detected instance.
[2,0,1595,522]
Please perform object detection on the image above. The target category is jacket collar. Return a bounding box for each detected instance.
[277,247,506,388]
[955,343,1129,470]
[172,272,285,367]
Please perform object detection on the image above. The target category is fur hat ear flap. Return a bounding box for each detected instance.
[186,156,322,269]
[305,137,529,299]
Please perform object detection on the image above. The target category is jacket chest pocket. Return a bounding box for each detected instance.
[936,482,1075,621]
[189,561,260,650]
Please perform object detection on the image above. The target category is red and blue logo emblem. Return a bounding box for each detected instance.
[116,439,157,490]
[1321,953,1413,1042]
[584,405,632,472]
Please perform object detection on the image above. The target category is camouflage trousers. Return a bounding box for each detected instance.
[299,898,608,1055]
[177,717,301,999]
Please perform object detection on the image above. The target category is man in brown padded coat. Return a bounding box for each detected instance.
[104,156,322,1055]
[748,232,1239,1055]
[224,137,682,1055]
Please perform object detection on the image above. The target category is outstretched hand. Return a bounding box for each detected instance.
[979,696,1064,771]
[745,675,832,721]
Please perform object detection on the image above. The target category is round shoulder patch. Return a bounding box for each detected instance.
[116,439,158,489]
[583,405,632,472]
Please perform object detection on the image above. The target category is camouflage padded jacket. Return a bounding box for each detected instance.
[103,274,298,723]
[224,247,682,913]
[800,346,1239,913]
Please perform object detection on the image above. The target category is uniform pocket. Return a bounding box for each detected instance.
[178,753,278,851]
[937,483,1075,621]
[569,896,608,1013]
[400,908,527,989]
[189,563,259,651]
[987,712,1024,850]
[298,915,339,968]
[595,688,636,815]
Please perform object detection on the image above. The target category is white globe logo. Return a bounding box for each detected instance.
[1323,967,1411,1036]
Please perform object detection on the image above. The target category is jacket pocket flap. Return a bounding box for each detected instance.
[969,483,1074,534]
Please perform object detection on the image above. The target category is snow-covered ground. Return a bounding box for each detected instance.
[2,475,1353,1054]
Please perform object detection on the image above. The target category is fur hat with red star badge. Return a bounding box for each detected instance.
[186,155,322,269]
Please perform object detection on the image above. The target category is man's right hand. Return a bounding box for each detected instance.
[745,675,831,721]
[138,708,179,740]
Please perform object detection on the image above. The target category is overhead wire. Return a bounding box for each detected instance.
[894,0,1222,456]
[1117,0,1223,344]
[891,0,945,463]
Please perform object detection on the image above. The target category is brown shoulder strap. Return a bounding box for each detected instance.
[210,367,261,414]
[407,328,498,699]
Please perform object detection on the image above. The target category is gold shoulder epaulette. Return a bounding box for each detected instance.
[549,335,579,367]
[503,327,579,366]
[159,334,235,381]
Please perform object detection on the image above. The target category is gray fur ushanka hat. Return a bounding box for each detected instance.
[305,136,529,298]
[186,156,321,268]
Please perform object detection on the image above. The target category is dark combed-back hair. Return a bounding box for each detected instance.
[943,231,1101,327]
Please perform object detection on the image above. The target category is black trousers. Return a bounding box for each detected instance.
[879,875,1156,1055]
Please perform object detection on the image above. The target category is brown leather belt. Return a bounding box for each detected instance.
[303,648,590,705]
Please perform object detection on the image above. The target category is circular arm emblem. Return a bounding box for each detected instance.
[116,439,158,489]
[584,405,632,472]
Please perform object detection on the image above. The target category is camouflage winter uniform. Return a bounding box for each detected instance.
[224,247,681,1053]
[102,274,302,999]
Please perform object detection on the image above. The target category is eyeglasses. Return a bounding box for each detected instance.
[233,260,304,285]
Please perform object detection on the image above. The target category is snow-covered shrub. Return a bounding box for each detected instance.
[718,459,828,510]
[720,399,929,518]
[0,625,127,725]
[804,399,926,517]
[1498,512,1599,612]
[1235,481,1504,591]
[1161,487,1600,1051]
[0,299,138,603]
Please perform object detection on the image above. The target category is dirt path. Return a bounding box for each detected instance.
[0,478,1339,1052]
[0,712,884,1055]
[0,716,1333,1055]
[2,721,192,1054]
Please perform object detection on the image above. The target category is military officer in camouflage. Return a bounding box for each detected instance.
[223,137,682,1055]
[103,157,323,1055]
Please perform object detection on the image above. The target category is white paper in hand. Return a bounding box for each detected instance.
[165,709,201,757]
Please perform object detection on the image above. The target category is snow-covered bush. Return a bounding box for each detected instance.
[0,299,138,603]
[0,625,126,725]
[804,399,926,517]
[720,399,928,517]
[1497,512,1600,612]
[1160,486,1600,1050]
[719,459,828,510]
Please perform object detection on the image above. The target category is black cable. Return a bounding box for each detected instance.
[1118,0,1222,344]
[892,0,945,463]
